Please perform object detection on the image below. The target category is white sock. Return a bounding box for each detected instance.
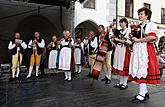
[36,66,39,77]
[64,72,68,80]
[68,72,71,80]
[105,69,108,79]
[16,68,20,77]
[78,65,81,73]
[123,76,128,86]
[27,66,33,78]
[75,65,78,72]
[139,83,147,96]
[107,70,111,80]
[12,68,16,78]
[119,76,124,85]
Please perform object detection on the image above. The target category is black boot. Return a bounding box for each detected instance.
[101,77,108,81]
[105,79,111,84]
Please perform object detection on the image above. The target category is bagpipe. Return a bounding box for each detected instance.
[113,28,133,51]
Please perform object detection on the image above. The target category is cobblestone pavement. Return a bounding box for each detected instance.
[0,67,165,107]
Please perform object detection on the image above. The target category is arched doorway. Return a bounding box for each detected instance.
[15,15,58,66]
[75,20,98,39]
[15,14,58,44]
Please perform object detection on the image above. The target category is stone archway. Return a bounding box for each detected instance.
[15,14,58,44]
[15,15,58,66]
[75,20,98,39]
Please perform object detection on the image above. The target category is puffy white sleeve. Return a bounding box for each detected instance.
[71,38,74,45]
[37,39,45,48]
[81,42,84,51]
[28,40,33,48]
[109,32,113,38]
[8,41,16,50]
[91,37,98,51]
[125,28,131,39]
[21,41,27,49]
[145,22,160,37]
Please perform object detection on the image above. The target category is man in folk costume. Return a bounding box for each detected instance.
[88,31,97,68]
[129,7,160,102]
[97,25,113,84]
[27,31,45,78]
[8,32,27,78]
[112,18,131,90]
[73,36,84,74]
[83,36,89,66]
[47,35,58,71]
[58,30,74,81]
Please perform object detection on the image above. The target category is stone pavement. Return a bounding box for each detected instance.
[0,67,165,107]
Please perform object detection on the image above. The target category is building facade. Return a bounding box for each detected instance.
[74,0,116,37]
[118,0,165,38]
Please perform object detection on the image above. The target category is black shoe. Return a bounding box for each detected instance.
[105,79,111,84]
[101,77,108,81]
[86,73,91,77]
[114,83,122,88]
[145,93,149,100]
[67,79,72,82]
[132,94,146,103]
[120,85,128,90]
[134,93,149,99]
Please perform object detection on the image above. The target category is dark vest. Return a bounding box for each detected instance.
[10,40,24,55]
[134,24,147,39]
[50,43,57,51]
[29,38,43,55]
[96,33,113,52]
[104,32,113,52]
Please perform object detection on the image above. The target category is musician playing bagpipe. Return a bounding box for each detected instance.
[112,18,132,90]
[128,7,160,103]
[27,31,45,78]
[8,32,27,78]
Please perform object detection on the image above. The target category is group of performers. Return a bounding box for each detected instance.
[112,7,160,103]
[8,7,161,103]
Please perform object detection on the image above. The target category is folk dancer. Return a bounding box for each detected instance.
[47,35,58,71]
[83,36,89,66]
[73,36,84,74]
[97,25,113,84]
[112,18,131,90]
[8,32,27,78]
[129,7,160,102]
[27,31,45,78]
[58,31,74,81]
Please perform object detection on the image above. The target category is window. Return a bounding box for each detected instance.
[161,8,165,24]
[125,0,133,18]
[83,0,95,9]
[144,3,151,9]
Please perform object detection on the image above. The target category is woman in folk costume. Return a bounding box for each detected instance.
[129,7,160,102]
[8,32,27,78]
[58,30,74,81]
[27,31,45,78]
[112,18,131,90]
[47,35,58,71]
[73,36,84,74]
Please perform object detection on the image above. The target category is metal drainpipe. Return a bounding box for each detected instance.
[70,0,75,39]
[60,6,65,30]
[116,0,118,28]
